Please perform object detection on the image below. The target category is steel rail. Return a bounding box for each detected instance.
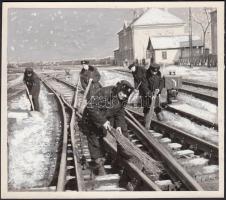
[41,80,68,191]
[126,107,218,163]
[125,110,204,191]
[103,134,161,191]
[182,79,217,91]
[41,78,82,191]
[179,88,218,105]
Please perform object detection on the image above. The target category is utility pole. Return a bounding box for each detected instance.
[189,7,193,68]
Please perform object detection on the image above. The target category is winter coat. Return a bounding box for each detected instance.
[82,86,127,132]
[146,69,164,95]
[23,72,40,97]
[80,65,102,100]
[132,66,149,96]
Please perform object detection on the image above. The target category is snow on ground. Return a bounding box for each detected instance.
[177,93,217,115]
[71,69,134,88]
[161,65,217,84]
[162,110,218,145]
[8,74,23,88]
[170,102,217,124]
[8,85,61,190]
[100,70,134,87]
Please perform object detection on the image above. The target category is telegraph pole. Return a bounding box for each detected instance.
[189,8,193,68]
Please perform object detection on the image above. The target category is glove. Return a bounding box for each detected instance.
[155,89,160,94]
[116,127,122,134]
[103,120,111,131]
[89,78,93,83]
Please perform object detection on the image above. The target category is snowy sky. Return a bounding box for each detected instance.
[8,8,211,63]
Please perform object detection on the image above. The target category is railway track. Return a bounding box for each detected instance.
[41,74,219,191]
[125,108,219,191]
[40,74,163,191]
[8,73,218,191]
[182,79,217,91]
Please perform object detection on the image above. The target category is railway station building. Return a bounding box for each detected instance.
[114,8,202,66]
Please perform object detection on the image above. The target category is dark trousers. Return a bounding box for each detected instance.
[32,95,40,111]
[142,95,161,115]
[26,92,40,111]
[84,117,128,160]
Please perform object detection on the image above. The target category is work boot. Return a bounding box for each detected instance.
[156,112,164,121]
[94,158,106,176]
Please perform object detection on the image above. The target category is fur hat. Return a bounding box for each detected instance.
[116,80,134,97]
[149,63,160,72]
[81,60,89,65]
[25,67,33,73]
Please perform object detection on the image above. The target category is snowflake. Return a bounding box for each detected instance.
[10,46,15,51]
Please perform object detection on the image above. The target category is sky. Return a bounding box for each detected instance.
[7,8,212,63]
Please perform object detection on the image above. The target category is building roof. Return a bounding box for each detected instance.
[132,8,185,26]
[148,35,203,50]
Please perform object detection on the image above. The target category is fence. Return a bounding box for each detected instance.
[178,54,217,67]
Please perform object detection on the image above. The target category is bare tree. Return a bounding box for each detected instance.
[192,8,212,54]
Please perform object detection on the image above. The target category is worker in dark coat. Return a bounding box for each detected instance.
[79,60,102,100]
[145,63,164,121]
[128,63,149,97]
[23,67,40,111]
[82,80,134,175]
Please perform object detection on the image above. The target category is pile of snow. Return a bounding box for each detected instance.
[8,85,61,190]
[163,110,218,145]
[177,93,217,115]
[170,102,217,124]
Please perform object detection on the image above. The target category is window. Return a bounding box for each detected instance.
[162,51,167,59]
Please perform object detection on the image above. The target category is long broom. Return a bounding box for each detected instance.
[78,78,93,114]
[25,85,34,111]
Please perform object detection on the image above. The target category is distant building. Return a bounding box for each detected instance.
[210,10,217,55]
[114,8,202,66]
[146,35,203,65]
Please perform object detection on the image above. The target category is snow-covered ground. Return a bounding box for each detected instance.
[172,93,218,124]
[117,65,217,85]
[162,110,218,145]
[7,73,23,88]
[8,85,62,191]
[71,69,134,88]
[161,65,217,85]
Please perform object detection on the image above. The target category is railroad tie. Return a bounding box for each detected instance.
[173,149,194,158]
[167,143,182,151]
[67,165,74,170]
[131,139,139,143]
[150,132,163,139]
[94,174,120,190]
[67,157,73,161]
[94,185,126,191]
[159,137,172,144]
[155,180,174,191]
[66,175,76,181]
